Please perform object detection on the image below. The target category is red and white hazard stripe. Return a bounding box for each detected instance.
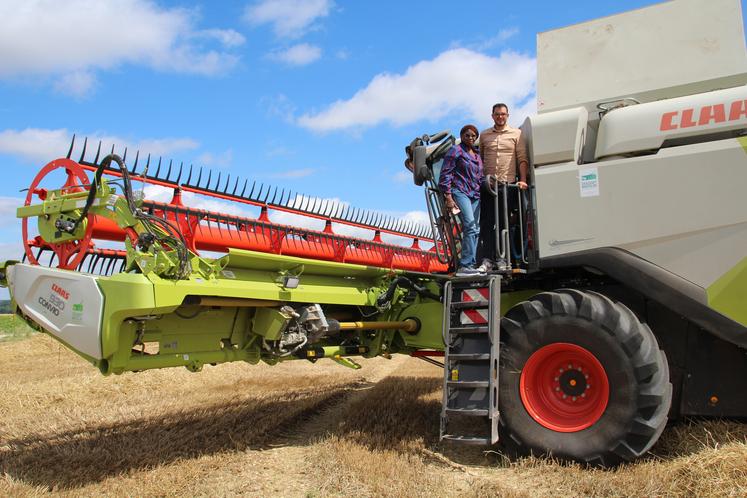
[460,287,490,324]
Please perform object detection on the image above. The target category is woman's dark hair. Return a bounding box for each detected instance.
[460,124,479,138]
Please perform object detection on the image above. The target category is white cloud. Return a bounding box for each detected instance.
[196,29,247,48]
[469,27,520,51]
[0,128,199,164]
[52,70,97,99]
[260,93,297,123]
[244,0,333,38]
[297,48,536,132]
[495,28,519,43]
[269,43,322,66]
[196,149,234,167]
[0,0,244,96]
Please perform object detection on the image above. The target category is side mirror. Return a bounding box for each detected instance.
[412,145,429,186]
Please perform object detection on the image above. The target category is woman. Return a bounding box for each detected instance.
[438,124,483,276]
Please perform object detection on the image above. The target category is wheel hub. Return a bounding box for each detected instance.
[520,342,610,432]
[558,368,587,397]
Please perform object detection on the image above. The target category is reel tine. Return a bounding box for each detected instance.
[165,159,172,181]
[79,137,88,163]
[214,172,221,192]
[280,190,291,207]
[231,176,239,196]
[196,166,203,187]
[122,147,128,164]
[339,204,350,220]
[247,180,256,198]
[186,164,193,185]
[205,169,212,189]
[155,157,162,178]
[67,135,75,160]
[262,185,271,203]
[93,141,102,165]
[223,174,230,193]
[270,186,279,204]
[176,162,183,184]
[105,256,115,276]
[240,179,248,197]
[132,150,140,174]
[143,154,151,178]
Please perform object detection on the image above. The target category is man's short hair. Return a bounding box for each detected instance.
[492,103,509,113]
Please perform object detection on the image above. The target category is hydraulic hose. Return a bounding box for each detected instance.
[376,276,440,308]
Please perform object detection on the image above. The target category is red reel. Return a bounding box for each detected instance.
[22,158,95,270]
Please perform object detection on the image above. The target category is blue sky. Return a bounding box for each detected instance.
[0,0,745,285]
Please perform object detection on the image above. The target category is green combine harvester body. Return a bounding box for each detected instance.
[2,0,747,468]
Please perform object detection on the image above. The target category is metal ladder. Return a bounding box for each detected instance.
[440,274,501,445]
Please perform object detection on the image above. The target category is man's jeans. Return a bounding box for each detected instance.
[452,190,480,268]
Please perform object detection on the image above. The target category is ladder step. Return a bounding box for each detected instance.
[445,407,489,416]
[448,325,489,334]
[448,353,490,361]
[450,274,493,283]
[441,435,492,445]
[447,380,489,388]
[450,300,489,310]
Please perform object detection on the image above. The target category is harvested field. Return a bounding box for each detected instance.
[1,333,746,497]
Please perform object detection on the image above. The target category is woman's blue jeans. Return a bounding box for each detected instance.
[452,190,480,268]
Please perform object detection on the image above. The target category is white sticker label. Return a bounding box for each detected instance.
[221,270,236,279]
[579,167,600,197]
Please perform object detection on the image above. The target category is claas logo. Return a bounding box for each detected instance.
[51,283,70,300]
[660,99,747,131]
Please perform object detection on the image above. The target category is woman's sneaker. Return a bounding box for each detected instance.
[455,266,481,276]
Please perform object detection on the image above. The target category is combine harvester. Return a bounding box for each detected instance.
[2,0,746,466]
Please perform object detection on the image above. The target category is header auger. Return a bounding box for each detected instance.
[3,0,747,468]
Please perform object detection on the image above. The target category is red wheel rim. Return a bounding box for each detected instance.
[520,342,609,432]
[22,158,94,270]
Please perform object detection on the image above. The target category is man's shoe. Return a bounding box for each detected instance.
[476,259,493,273]
[495,258,510,272]
[455,267,480,277]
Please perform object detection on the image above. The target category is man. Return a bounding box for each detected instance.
[476,103,529,272]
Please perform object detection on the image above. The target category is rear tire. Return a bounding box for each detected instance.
[499,290,672,466]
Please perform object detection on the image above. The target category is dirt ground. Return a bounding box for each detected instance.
[1,334,746,497]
